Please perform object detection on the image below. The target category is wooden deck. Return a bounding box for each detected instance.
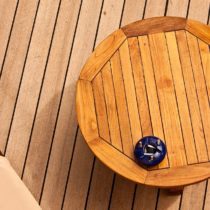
[0,0,209,209]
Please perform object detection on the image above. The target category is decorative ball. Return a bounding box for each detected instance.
[134,136,166,167]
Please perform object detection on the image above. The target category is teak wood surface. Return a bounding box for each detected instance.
[1,0,210,209]
[76,17,210,188]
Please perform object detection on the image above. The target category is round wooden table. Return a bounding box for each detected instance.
[76,17,210,188]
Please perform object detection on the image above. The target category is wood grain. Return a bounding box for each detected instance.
[186,19,210,44]
[176,30,209,162]
[186,31,210,159]
[138,36,165,147]
[122,16,186,37]
[101,62,122,150]
[110,51,133,156]
[149,32,187,167]
[21,0,83,202]
[165,31,198,164]
[5,0,62,177]
[92,72,110,142]
[128,37,152,137]
[0,0,18,76]
[0,0,39,153]
[76,80,99,142]
[198,39,210,99]
[119,40,142,146]
[62,130,94,210]
[55,0,104,209]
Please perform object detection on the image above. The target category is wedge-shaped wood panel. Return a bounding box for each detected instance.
[76,17,210,187]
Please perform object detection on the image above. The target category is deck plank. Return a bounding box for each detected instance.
[49,0,103,209]
[0,0,18,77]
[62,131,94,210]
[23,0,84,200]
[0,0,39,153]
[5,0,61,177]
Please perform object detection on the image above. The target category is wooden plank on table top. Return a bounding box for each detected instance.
[101,62,122,151]
[128,37,152,138]
[0,0,39,154]
[92,72,110,142]
[128,38,168,169]
[110,51,133,157]
[198,40,210,99]
[77,80,99,142]
[186,31,210,159]
[122,16,186,38]
[149,32,187,167]
[0,0,18,77]
[176,30,208,163]
[138,35,169,169]
[165,31,198,164]
[5,0,61,176]
[119,40,142,147]
[62,130,94,210]
[128,36,157,171]
[55,0,104,209]
[79,29,126,81]
[133,185,157,210]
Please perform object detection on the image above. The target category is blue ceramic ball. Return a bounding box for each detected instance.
[134,136,166,167]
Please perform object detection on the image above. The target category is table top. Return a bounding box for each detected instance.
[76,17,210,188]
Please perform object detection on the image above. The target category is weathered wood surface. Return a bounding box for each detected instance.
[0,0,209,209]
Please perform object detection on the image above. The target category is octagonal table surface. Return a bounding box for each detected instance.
[76,17,210,188]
